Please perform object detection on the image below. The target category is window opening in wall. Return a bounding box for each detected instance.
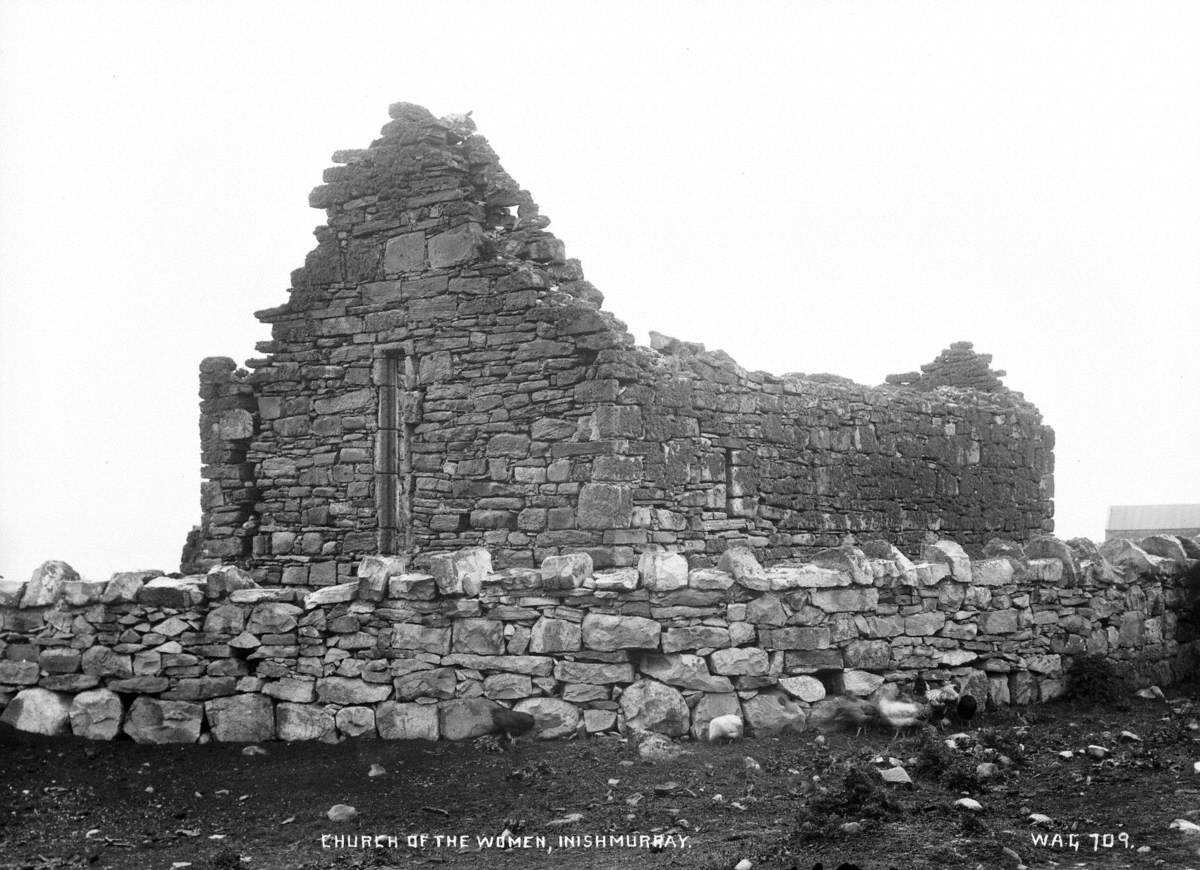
[376,353,416,554]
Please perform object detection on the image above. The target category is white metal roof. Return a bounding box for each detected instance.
[1106,503,1200,531]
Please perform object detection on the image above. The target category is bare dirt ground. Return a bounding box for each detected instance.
[3,691,1200,870]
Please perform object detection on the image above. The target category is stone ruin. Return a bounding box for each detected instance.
[5,102,1181,746]
[184,101,1055,587]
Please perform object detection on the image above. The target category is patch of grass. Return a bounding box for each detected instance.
[911,728,980,792]
[791,762,900,844]
[1066,654,1127,703]
[978,727,1026,766]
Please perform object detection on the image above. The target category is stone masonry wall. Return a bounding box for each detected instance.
[3,534,1196,743]
[187,103,1054,583]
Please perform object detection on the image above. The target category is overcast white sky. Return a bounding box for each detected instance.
[1,1,1196,581]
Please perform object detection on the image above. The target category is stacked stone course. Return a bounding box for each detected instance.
[187,102,1055,581]
[3,534,1196,743]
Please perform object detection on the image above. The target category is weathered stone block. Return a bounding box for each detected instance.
[743,689,806,735]
[577,484,633,529]
[483,673,532,699]
[842,670,885,697]
[513,698,580,739]
[376,701,438,740]
[638,653,734,693]
[21,561,79,608]
[717,547,767,589]
[276,702,337,742]
[540,552,592,590]
[1,688,72,735]
[428,222,482,269]
[638,552,689,592]
[688,568,734,591]
[429,548,492,596]
[662,625,730,653]
[69,689,123,740]
[619,679,689,737]
[247,602,302,634]
[438,697,500,741]
[581,613,660,651]
[593,568,639,591]
[205,565,259,599]
[553,660,635,684]
[760,627,830,650]
[392,623,451,655]
[61,580,107,606]
[262,677,316,703]
[921,540,972,582]
[810,587,878,613]
[335,706,377,738]
[206,694,275,742]
[394,668,456,700]
[689,692,742,741]
[452,619,504,655]
[811,547,873,585]
[383,231,425,272]
[303,581,358,609]
[709,647,769,676]
[778,675,826,703]
[315,677,392,705]
[81,647,133,679]
[139,575,205,609]
[123,697,202,744]
[843,639,891,669]
[530,617,582,653]
[0,661,41,685]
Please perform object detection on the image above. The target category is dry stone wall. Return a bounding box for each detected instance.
[187,102,1054,583]
[3,534,1196,743]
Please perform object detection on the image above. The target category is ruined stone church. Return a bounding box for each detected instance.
[186,102,1054,586]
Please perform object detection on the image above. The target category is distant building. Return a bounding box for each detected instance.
[1106,504,1200,540]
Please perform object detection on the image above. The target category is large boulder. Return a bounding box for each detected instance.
[335,706,377,738]
[123,697,202,744]
[619,679,689,737]
[438,698,500,741]
[742,689,807,735]
[377,702,439,740]
[275,703,337,742]
[206,694,275,742]
[0,688,72,735]
[21,561,80,607]
[513,698,581,739]
[69,689,124,740]
[689,692,742,742]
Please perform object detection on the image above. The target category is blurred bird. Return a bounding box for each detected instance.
[823,695,878,736]
[873,684,931,747]
[876,683,931,740]
[924,683,960,726]
[913,674,928,697]
[490,705,535,748]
